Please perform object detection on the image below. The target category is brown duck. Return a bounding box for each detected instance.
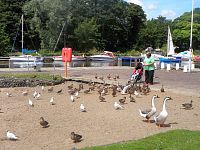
[48,87,54,92]
[160,85,165,92]
[129,95,136,102]
[99,95,106,102]
[71,132,82,143]
[57,89,62,94]
[107,74,111,80]
[182,100,193,109]
[40,117,49,128]
[84,89,90,94]
[119,97,126,104]
[68,84,74,90]
[112,89,117,97]
[95,73,98,79]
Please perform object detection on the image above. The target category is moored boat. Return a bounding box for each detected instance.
[89,51,115,61]
[53,55,86,61]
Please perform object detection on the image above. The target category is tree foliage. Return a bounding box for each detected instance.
[0,0,199,56]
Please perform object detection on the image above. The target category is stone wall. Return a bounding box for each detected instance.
[0,77,65,88]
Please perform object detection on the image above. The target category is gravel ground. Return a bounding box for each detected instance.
[0,67,200,150]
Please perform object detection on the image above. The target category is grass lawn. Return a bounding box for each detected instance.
[82,130,200,150]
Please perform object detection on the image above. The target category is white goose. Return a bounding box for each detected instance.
[154,97,173,127]
[139,95,159,122]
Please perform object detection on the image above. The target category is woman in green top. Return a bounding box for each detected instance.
[143,52,155,85]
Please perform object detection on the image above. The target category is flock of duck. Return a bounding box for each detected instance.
[2,73,194,143]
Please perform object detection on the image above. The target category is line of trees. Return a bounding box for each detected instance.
[0,0,200,56]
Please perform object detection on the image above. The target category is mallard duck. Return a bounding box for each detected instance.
[112,89,117,97]
[160,85,165,92]
[50,97,55,105]
[79,83,84,90]
[84,89,90,94]
[70,95,75,102]
[114,102,124,110]
[68,84,73,90]
[57,89,62,94]
[71,132,82,143]
[113,76,117,81]
[116,74,120,79]
[28,99,34,107]
[134,90,140,97]
[99,95,106,102]
[40,117,49,128]
[119,97,126,104]
[139,95,159,122]
[129,94,136,102]
[35,92,41,100]
[6,131,18,140]
[99,76,104,81]
[41,86,45,91]
[154,97,173,127]
[95,73,98,79]
[107,74,111,80]
[80,104,86,112]
[22,90,28,96]
[182,100,193,109]
[89,86,95,91]
[48,87,54,92]
[6,92,12,97]
[33,91,38,98]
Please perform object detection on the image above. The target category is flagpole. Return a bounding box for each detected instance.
[167,26,169,57]
[22,14,24,55]
[189,0,194,72]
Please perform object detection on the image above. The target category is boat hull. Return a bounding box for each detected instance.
[159,57,181,63]
[89,57,115,61]
[9,55,43,62]
[53,56,86,61]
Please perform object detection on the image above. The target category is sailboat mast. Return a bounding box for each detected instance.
[188,0,194,72]
[22,14,24,55]
[167,26,170,57]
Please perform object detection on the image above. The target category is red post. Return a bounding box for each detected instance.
[62,48,72,77]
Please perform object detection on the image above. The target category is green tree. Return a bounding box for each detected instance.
[0,24,10,56]
[173,8,200,51]
[74,18,100,51]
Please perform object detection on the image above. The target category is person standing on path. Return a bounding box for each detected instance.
[143,52,155,85]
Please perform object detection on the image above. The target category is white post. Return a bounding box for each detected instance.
[188,0,194,72]
[167,64,171,71]
[161,62,165,69]
[183,65,188,73]
[191,63,195,70]
[154,62,157,69]
[176,63,179,70]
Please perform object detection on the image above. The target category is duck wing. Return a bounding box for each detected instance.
[139,108,151,118]
[154,111,167,124]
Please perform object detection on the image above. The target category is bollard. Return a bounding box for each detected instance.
[176,63,179,70]
[161,62,165,69]
[191,64,195,70]
[183,65,188,73]
[166,64,170,71]
[154,63,157,70]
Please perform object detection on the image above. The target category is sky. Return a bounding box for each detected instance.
[125,0,200,20]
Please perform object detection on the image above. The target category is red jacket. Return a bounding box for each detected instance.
[132,68,143,76]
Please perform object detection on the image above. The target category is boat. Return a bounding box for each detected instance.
[141,48,164,61]
[159,26,181,64]
[89,51,116,61]
[53,55,86,61]
[10,55,43,62]
[9,15,43,65]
